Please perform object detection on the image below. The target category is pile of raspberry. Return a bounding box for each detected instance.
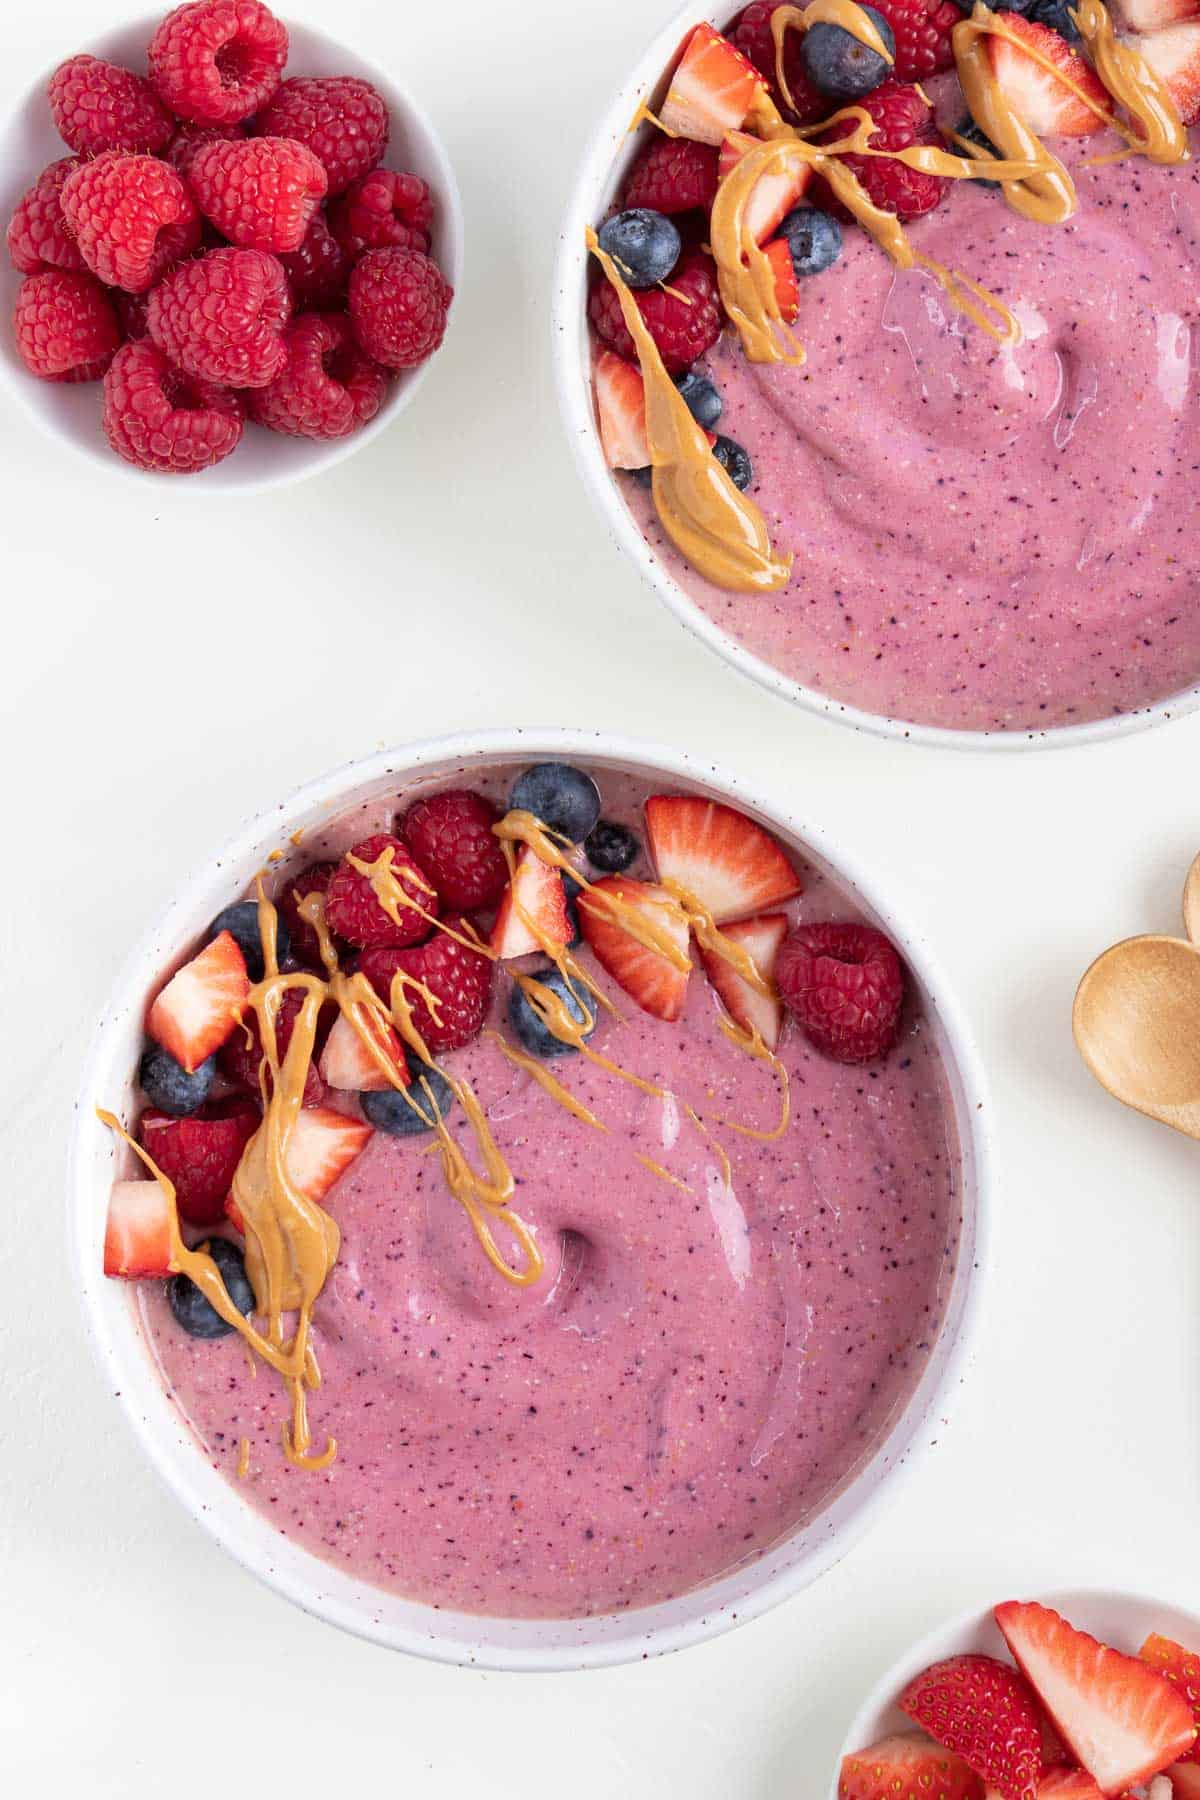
[6,0,454,474]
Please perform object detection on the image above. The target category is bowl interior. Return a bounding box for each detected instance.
[69,731,987,1669]
[0,13,464,494]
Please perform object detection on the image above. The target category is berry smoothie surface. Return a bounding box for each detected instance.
[623,145,1200,734]
[138,772,963,1619]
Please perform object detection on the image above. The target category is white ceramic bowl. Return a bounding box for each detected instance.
[69,728,990,1670]
[551,1,1200,752]
[0,13,464,492]
[829,1587,1200,1798]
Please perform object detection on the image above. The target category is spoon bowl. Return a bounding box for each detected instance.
[1073,933,1200,1135]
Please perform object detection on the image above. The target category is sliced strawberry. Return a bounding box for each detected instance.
[839,1733,984,1799]
[763,235,799,322]
[902,1654,1042,1800]
[318,1006,410,1092]
[1117,0,1200,29]
[595,349,649,470]
[284,1106,372,1202]
[995,1603,1198,1795]
[1130,21,1200,122]
[147,929,250,1072]
[985,17,1109,135]
[1171,1762,1200,1796]
[579,875,690,1020]
[699,911,787,1048]
[490,847,571,958]
[660,23,767,146]
[989,1774,1105,1800]
[644,794,802,924]
[718,129,812,240]
[1140,1639,1200,1763]
[104,1180,174,1278]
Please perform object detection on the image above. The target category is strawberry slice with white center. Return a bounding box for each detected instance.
[490,846,571,959]
[995,1602,1198,1795]
[147,929,251,1072]
[1116,0,1200,31]
[318,1008,410,1093]
[644,794,802,924]
[579,875,691,1020]
[763,236,800,322]
[595,350,649,470]
[1127,21,1200,122]
[1170,1763,1200,1796]
[699,911,787,1049]
[104,1180,174,1278]
[901,1653,1042,1800]
[660,23,767,146]
[719,130,812,241]
[839,1733,984,1799]
[985,16,1109,135]
[284,1106,373,1201]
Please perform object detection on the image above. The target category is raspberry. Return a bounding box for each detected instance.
[775,921,904,1063]
[218,986,331,1106]
[822,80,949,220]
[6,158,85,277]
[358,920,492,1054]
[60,153,201,293]
[871,0,961,79]
[13,270,120,381]
[187,136,327,253]
[255,76,389,196]
[728,2,830,124]
[148,247,291,386]
[149,0,288,125]
[348,247,452,370]
[138,1098,260,1226]
[165,120,246,180]
[48,55,175,157]
[325,833,439,949]
[278,861,338,968]
[246,312,389,438]
[277,209,349,307]
[622,137,720,214]
[400,790,508,912]
[103,340,244,473]
[329,168,432,261]
[588,245,722,375]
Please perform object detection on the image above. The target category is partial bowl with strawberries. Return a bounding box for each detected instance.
[1,4,462,488]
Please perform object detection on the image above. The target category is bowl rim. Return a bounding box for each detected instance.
[549,0,1200,753]
[0,10,465,495]
[68,726,992,1670]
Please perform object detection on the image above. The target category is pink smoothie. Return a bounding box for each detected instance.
[624,140,1200,734]
[139,771,963,1618]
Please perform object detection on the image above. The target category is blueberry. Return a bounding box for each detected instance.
[585,820,640,874]
[596,208,681,288]
[674,371,723,430]
[508,967,595,1058]
[801,6,895,99]
[1028,0,1081,38]
[206,900,288,982]
[713,435,753,491]
[362,1052,455,1136]
[955,117,1002,187]
[779,206,843,277]
[168,1238,255,1340]
[562,872,584,948]
[509,763,601,842]
[138,1043,216,1117]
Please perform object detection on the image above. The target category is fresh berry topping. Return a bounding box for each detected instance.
[660,23,767,146]
[149,0,289,125]
[6,158,85,277]
[138,1042,217,1116]
[510,763,602,842]
[48,55,174,157]
[728,1,830,123]
[775,920,903,1062]
[1032,1774,1104,1798]
[1171,1764,1200,1797]
[400,788,508,911]
[823,79,949,220]
[585,820,640,874]
[282,1105,372,1202]
[139,1098,260,1226]
[1116,0,1199,29]
[594,350,649,470]
[580,877,691,1021]
[103,340,245,474]
[348,246,453,369]
[277,208,349,307]
[802,4,896,97]
[508,965,596,1057]
[491,847,572,959]
[147,929,251,1072]
[622,136,720,214]
[995,1602,1198,1793]
[673,371,723,430]
[187,135,327,252]
[588,245,723,375]
[59,152,200,293]
[255,76,389,195]
[362,1054,455,1134]
[838,1734,984,1800]
[985,16,1109,134]
[780,203,843,275]
[165,119,246,178]
[168,1237,255,1337]
[764,235,801,321]
[325,832,437,949]
[712,433,755,488]
[699,912,787,1049]
[644,794,801,923]
[13,270,119,380]
[318,1007,409,1092]
[1141,1638,1200,1762]
[871,0,962,77]
[1128,21,1200,124]
[217,986,329,1107]
[596,208,681,288]
[147,246,291,387]
[900,1656,1043,1800]
[246,312,389,438]
[328,167,433,259]
[278,861,337,968]
[114,288,153,339]
[206,900,285,982]
[104,1180,174,1279]
[719,129,814,241]
[358,919,493,1053]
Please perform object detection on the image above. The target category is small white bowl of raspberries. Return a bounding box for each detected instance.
[0,2,463,485]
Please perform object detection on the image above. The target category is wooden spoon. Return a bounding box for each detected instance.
[1073,933,1200,1140]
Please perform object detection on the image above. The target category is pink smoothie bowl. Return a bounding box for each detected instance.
[68,730,990,1670]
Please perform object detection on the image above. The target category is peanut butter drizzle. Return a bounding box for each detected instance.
[487,1028,609,1131]
[236,1437,251,1479]
[1072,0,1188,163]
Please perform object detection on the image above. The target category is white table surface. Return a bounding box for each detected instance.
[2,1,1197,1791]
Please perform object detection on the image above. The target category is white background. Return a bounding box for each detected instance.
[2,0,1198,1791]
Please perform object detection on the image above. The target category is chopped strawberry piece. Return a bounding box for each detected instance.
[104,1179,174,1278]
[1170,1763,1200,1796]
[901,1655,1043,1800]
[138,1098,260,1226]
[358,916,493,1053]
[763,235,799,322]
[594,349,649,470]
[491,847,572,958]
[985,17,1109,136]
[660,23,767,146]
[1130,21,1200,122]
[318,1006,410,1092]
[718,130,812,240]
[839,1733,984,1799]
[699,912,788,1049]
[1029,1774,1106,1798]
[283,1106,372,1201]
[147,929,250,1072]
[579,876,691,1021]
[644,794,801,924]
[1117,0,1200,28]
[1141,1639,1200,1763]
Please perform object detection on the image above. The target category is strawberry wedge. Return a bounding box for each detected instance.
[719,130,812,241]
[660,23,766,145]
[839,1734,984,1799]
[645,794,802,924]
[1130,22,1200,122]
[104,1180,175,1278]
[1117,0,1200,28]
[763,236,799,322]
[1171,1763,1200,1796]
[595,350,649,470]
[147,929,251,1072]
[1140,1638,1200,1762]
[491,846,572,958]
[284,1106,373,1201]
[318,1008,410,1092]
[698,912,787,1048]
[985,17,1108,135]
[579,875,691,1020]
